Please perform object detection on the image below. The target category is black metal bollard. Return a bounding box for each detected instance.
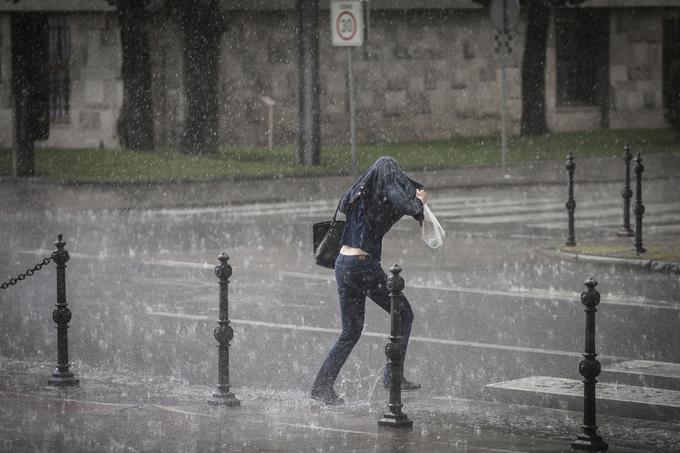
[208,253,240,407]
[565,152,576,247]
[378,264,413,429]
[633,153,646,254]
[572,277,608,452]
[48,234,79,387]
[617,144,634,237]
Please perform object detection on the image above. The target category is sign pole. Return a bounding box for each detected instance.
[331,0,365,176]
[490,0,518,173]
[501,59,507,169]
[348,47,357,176]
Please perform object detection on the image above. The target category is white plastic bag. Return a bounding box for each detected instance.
[421,204,445,249]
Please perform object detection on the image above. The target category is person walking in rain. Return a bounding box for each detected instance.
[311,156,428,405]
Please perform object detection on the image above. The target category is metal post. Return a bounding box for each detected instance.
[378,264,413,429]
[572,277,608,452]
[617,144,634,237]
[347,46,357,176]
[208,253,240,407]
[633,153,646,254]
[48,234,79,387]
[500,60,508,169]
[565,152,576,247]
[268,103,274,149]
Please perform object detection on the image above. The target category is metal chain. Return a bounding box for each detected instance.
[1,254,54,290]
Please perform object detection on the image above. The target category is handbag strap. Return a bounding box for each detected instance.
[331,198,342,224]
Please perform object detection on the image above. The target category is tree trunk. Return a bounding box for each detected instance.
[520,0,550,136]
[295,0,320,166]
[117,0,154,150]
[175,0,223,155]
[11,13,49,177]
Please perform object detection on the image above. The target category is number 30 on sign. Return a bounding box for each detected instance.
[331,0,366,47]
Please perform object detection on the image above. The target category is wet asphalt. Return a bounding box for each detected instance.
[1,153,679,452]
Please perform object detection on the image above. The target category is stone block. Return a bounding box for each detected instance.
[479,65,497,82]
[357,91,377,111]
[79,111,101,130]
[463,40,475,60]
[407,92,431,115]
[85,80,105,105]
[268,40,292,65]
[326,70,345,96]
[610,65,628,83]
[386,79,407,91]
[424,70,438,90]
[429,89,456,114]
[629,66,651,81]
[634,43,650,66]
[321,93,347,114]
[385,90,406,111]
[627,91,645,110]
[643,91,656,109]
[408,76,425,94]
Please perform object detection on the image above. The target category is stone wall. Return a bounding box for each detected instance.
[608,8,665,129]
[152,8,523,148]
[0,6,674,150]
[545,8,667,132]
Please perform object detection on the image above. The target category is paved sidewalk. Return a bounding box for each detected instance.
[556,248,680,275]
[1,360,678,452]
[1,153,679,211]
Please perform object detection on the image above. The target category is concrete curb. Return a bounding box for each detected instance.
[555,249,680,275]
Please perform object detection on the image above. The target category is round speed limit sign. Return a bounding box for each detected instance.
[331,1,365,47]
[337,11,357,41]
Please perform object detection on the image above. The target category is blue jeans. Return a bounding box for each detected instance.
[311,254,414,392]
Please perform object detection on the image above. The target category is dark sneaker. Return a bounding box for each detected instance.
[383,377,422,391]
[310,388,345,405]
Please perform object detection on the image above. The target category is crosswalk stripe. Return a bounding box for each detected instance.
[143,195,680,233]
[447,203,680,224]
[529,212,680,229]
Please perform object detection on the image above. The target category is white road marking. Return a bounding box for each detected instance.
[14,252,678,309]
[141,259,214,269]
[147,310,628,361]
[277,271,680,310]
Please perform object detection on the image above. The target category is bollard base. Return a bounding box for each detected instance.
[378,412,413,429]
[208,391,240,407]
[48,370,79,387]
[572,434,608,452]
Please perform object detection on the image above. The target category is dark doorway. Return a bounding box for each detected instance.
[554,8,610,127]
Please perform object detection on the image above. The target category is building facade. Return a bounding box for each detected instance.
[0,0,678,149]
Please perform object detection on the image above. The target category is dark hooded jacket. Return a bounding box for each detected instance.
[338,156,424,260]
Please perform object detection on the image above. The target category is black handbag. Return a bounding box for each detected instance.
[312,201,345,269]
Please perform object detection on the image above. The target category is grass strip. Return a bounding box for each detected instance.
[1,128,678,183]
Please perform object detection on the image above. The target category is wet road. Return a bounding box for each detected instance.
[1,179,679,403]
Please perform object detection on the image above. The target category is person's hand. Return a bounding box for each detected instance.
[416,188,428,205]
